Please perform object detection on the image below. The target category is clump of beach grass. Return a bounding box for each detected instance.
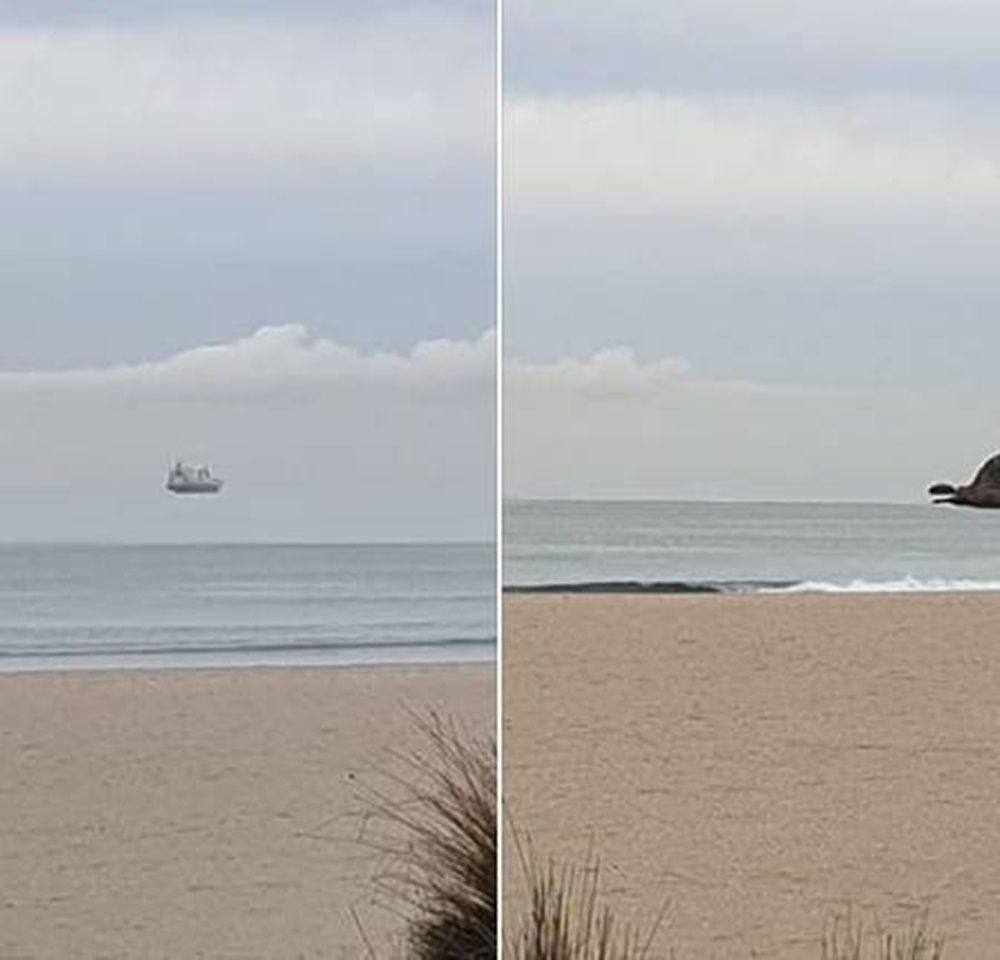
[358,712,496,960]
[353,715,946,960]
[822,907,945,960]
[506,833,668,960]
[504,842,945,960]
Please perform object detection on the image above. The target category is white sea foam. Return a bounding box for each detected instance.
[771,576,1000,594]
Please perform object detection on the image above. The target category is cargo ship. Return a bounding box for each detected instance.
[165,461,224,495]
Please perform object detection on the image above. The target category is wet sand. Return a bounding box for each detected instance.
[0,664,493,959]
[504,593,1000,958]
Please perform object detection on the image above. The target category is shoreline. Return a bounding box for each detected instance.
[504,582,1000,595]
[0,662,493,958]
[505,591,1000,958]
[0,651,497,675]
[0,643,497,675]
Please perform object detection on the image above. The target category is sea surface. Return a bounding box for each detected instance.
[0,542,494,671]
[505,499,1000,592]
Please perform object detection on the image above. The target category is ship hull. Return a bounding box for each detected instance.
[166,482,223,495]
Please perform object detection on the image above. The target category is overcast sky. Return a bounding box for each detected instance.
[504,0,1000,502]
[0,0,494,541]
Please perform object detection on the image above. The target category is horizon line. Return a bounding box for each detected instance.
[0,538,495,548]
[503,496,930,507]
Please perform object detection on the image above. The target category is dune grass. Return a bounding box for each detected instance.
[506,839,945,960]
[360,713,496,960]
[822,908,945,960]
[357,717,945,960]
[505,844,666,960]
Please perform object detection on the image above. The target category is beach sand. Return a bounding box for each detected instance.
[0,664,493,960]
[504,593,1000,959]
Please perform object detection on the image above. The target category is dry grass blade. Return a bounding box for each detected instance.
[877,909,945,960]
[822,908,945,960]
[361,712,496,960]
[822,908,864,960]
[506,830,668,960]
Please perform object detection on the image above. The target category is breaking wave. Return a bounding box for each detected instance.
[507,577,1000,595]
[770,577,1000,594]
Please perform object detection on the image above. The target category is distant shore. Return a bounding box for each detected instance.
[504,592,1000,958]
[0,663,493,959]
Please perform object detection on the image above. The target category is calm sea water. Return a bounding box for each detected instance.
[505,500,1000,592]
[0,543,494,671]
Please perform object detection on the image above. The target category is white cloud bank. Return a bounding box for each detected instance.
[506,347,1000,503]
[0,13,491,180]
[0,328,495,542]
[503,89,1000,386]
[508,94,1000,223]
[503,0,1000,432]
[0,325,496,399]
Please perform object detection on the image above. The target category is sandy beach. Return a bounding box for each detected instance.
[0,664,493,960]
[504,593,1000,958]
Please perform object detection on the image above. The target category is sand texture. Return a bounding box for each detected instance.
[0,664,493,959]
[504,593,1000,958]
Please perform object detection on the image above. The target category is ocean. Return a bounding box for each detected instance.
[0,542,495,671]
[505,499,1000,592]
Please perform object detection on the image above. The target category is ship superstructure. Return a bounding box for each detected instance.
[165,461,224,495]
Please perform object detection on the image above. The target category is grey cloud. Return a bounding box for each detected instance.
[0,1,488,26]
[503,0,1000,502]
[0,169,494,370]
[0,329,495,542]
[0,17,491,181]
[505,349,994,503]
[504,91,1000,392]
[509,348,690,398]
[508,95,1000,223]
[0,6,495,370]
[504,212,1000,393]
[507,0,1000,97]
[0,2,496,542]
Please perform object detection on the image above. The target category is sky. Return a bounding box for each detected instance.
[504,0,1000,502]
[0,0,494,541]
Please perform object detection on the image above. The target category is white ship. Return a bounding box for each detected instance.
[165,460,224,495]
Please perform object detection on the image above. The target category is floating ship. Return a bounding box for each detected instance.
[165,460,224,495]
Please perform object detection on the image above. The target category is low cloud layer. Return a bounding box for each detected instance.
[0,1,484,25]
[0,14,491,181]
[504,87,1000,393]
[504,0,1000,412]
[0,329,495,542]
[503,2,1000,503]
[1,325,496,399]
[507,0,1000,96]
[506,347,997,503]
[0,4,495,374]
[509,94,1000,223]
